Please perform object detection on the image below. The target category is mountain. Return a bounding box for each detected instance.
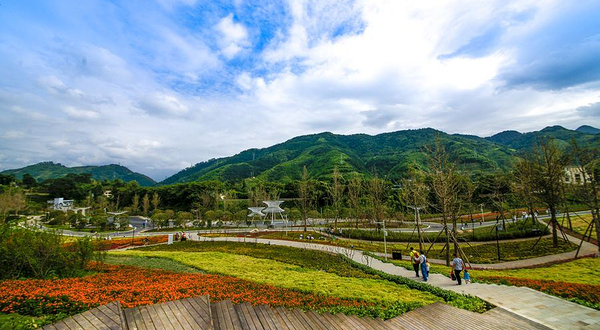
[576,125,600,134]
[162,126,599,184]
[1,162,156,186]
[161,128,518,184]
[486,125,600,150]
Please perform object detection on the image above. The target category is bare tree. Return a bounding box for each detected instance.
[513,160,538,226]
[400,165,429,252]
[427,139,463,265]
[328,167,344,230]
[347,174,363,228]
[526,138,569,248]
[368,173,387,224]
[297,166,312,232]
[570,139,600,255]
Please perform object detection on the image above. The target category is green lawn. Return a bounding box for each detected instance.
[138,241,379,279]
[113,250,440,306]
[0,313,48,330]
[105,255,204,273]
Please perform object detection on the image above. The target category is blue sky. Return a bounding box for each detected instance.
[1,0,599,180]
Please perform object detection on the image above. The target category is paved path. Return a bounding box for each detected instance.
[190,235,600,330]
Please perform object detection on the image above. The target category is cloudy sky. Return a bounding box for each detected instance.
[1,0,599,180]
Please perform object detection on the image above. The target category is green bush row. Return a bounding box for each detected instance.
[0,224,105,279]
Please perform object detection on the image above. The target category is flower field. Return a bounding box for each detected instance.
[0,264,373,317]
[96,235,168,250]
[114,250,441,306]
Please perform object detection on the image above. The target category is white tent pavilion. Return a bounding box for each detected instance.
[262,200,289,234]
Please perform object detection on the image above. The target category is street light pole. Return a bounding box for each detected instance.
[408,205,424,252]
[374,220,387,260]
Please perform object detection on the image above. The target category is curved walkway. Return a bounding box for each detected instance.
[190,235,600,330]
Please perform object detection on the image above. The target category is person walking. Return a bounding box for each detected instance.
[419,251,428,282]
[451,253,464,285]
[409,247,420,277]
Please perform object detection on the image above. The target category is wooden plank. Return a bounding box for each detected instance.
[42,324,59,330]
[301,310,330,330]
[233,303,254,330]
[80,310,112,330]
[214,301,233,330]
[279,308,308,330]
[95,305,122,330]
[173,299,202,330]
[153,303,178,330]
[185,297,212,327]
[181,298,211,329]
[148,304,171,330]
[165,301,194,330]
[255,305,280,330]
[131,308,148,330]
[138,306,157,330]
[292,309,324,330]
[72,313,99,330]
[334,313,364,330]
[222,300,243,330]
[210,304,221,330]
[271,308,294,330]
[143,305,165,330]
[319,313,346,330]
[123,308,138,330]
[46,320,70,330]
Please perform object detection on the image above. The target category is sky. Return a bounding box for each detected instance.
[1,0,599,181]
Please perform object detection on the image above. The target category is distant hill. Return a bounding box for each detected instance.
[576,125,600,134]
[486,125,600,150]
[161,126,599,184]
[161,128,516,184]
[1,162,156,186]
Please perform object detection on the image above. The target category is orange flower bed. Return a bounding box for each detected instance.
[480,276,600,308]
[0,264,371,316]
[97,235,168,250]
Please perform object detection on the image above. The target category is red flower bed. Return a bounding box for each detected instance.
[480,276,600,306]
[0,264,371,316]
[97,236,168,250]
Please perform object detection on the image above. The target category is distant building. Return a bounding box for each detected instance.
[564,166,590,185]
[103,190,113,198]
[47,197,89,215]
[47,198,74,211]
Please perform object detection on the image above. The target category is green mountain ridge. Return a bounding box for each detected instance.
[1,162,156,186]
[161,125,599,184]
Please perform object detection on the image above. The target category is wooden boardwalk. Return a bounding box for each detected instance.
[43,296,552,330]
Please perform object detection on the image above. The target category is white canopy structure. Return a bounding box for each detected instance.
[248,207,266,217]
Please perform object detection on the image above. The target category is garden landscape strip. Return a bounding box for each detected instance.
[0,264,372,316]
[113,250,441,306]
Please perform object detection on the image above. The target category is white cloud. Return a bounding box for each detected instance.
[2,131,25,139]
[63,106,100,120]
[137,93,189,116]
[216,14,249,59]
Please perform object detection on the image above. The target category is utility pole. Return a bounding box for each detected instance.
[374,220,387,260]
[408,205,424,252]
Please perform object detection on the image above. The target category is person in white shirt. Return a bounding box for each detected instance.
[451,253,464,285]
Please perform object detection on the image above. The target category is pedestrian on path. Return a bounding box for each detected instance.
[451,253,464,285]
[409,247,420,277]
[419,251,428,282]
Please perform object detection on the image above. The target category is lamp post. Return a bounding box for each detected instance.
[374,220,387,260]
[407,206,424,252]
